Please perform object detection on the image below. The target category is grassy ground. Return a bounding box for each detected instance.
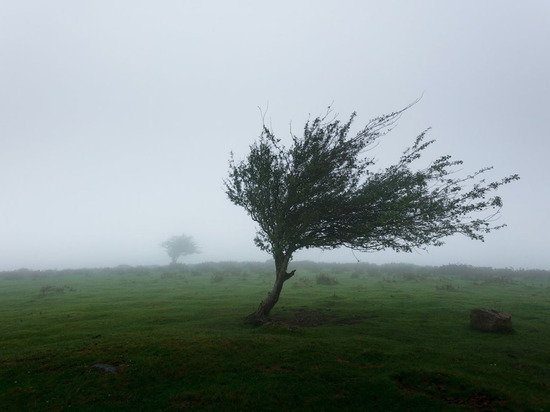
[0,263,549,411]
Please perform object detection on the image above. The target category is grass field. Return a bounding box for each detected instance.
[1,262,549,411]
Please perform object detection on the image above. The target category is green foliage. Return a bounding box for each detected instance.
[0,262,549,411]
[225,105,519,259]
[160,233,199,264]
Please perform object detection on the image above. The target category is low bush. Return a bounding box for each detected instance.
[292,276,313,288]
[211,273,225,283]
[316,273,338,285]
[39,285,75,295]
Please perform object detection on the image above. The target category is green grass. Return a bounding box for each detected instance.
[1,263,549,411]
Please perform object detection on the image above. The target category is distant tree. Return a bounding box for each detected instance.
[161,234,199,265]
[225,104,519,324]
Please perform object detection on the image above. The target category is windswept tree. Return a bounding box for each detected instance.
[161,234,199,265]
[225,104,519,324]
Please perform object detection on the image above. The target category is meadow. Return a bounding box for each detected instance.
[1,262,549,411]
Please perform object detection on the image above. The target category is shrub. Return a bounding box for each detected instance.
[292,276,313,288]
[39,285,75,295]
[211,273,225,283]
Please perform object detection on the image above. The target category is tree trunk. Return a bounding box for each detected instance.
[245,253,295,325]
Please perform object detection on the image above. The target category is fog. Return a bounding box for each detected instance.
[1,1,549,271]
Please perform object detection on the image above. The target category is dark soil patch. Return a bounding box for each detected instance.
[394,371,506,411]
[264,309,327,328]
[291,309,327,327]
[333,315,373,326]
[267,309,369,328]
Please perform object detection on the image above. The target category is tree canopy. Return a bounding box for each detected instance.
[161,234,199,265]
[225,105,519,323]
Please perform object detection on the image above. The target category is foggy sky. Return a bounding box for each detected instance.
[1,1,549,271]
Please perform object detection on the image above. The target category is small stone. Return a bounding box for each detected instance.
[92,363,117,374]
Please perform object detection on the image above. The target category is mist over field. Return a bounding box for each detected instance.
[1,1,549,271]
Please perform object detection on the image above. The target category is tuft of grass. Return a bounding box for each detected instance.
[435,283,459,291]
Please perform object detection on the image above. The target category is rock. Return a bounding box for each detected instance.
[470,308,512,332]
[92,363,117,374]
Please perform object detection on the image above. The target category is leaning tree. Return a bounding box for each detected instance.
[225,105,519,324]
[161,234,199,265]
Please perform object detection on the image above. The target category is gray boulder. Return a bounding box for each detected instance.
[470,308,512,332]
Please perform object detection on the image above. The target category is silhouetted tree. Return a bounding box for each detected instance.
[225,104,519,324]
[161,234,199,265]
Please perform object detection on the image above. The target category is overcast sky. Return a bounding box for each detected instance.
[1,1,548,271]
